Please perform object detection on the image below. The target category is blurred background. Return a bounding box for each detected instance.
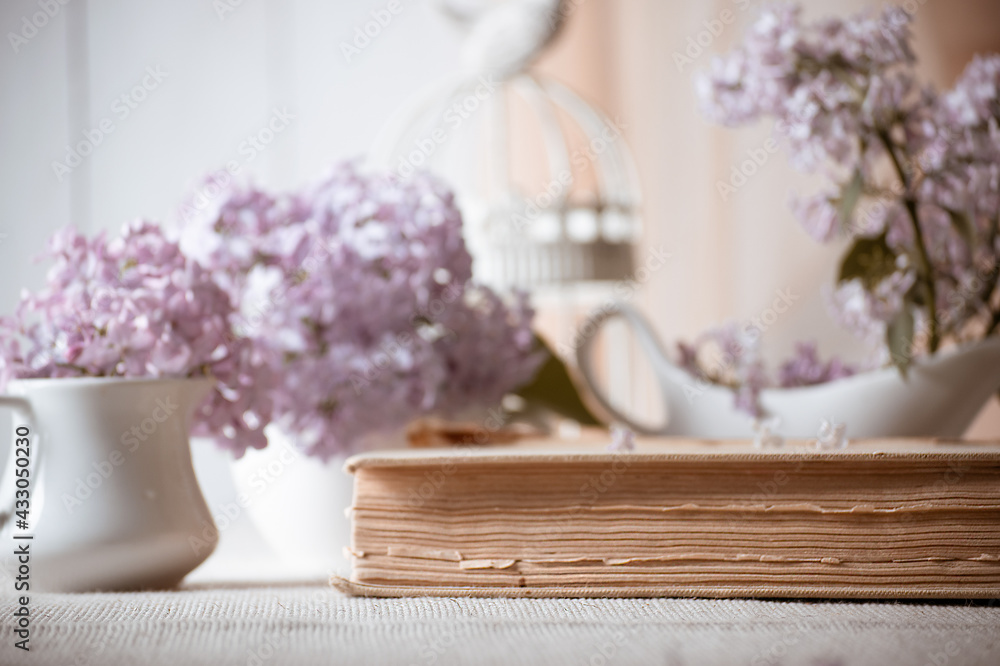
[2,0,1000,436]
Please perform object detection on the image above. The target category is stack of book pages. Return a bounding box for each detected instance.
[332,436,1000,598]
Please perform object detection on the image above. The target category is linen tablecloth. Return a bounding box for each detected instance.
[2,583,999,666]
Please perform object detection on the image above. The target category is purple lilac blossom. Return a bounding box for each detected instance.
[673,322,769,417]
[675,323,860,416]
[778,341,858,388]
[0,221,276,454]
[697,3,1000,378]
[607,424,636,452]
[790,191,840,243]
[825,271,916,361]
[182,163,544,460]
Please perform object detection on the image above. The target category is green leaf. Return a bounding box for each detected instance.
[946,209,976,249]
[514,334,603,426]
[886,306,915,377]
[838,232,898,289]
[838,169,864,225]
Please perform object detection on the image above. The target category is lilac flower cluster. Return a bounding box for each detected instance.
[917,55,1000,334]
[675,326,858,417]
[696,4,1000,389]
[823,271,916,358]
[181,163,543,460]
[0,166,542,458]
[776,342,857,388]
[0,221,275,452]
[696,5,918,173]
[607,424,636,452]
[675,323,769,416]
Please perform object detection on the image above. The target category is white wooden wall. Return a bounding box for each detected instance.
[0,0,464,314]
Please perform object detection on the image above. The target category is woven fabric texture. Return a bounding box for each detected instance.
[2,583,999,666]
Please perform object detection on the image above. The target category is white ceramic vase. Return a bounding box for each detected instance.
[577,302,1000,438]
[0,377,217,592]
[229,427,406,579]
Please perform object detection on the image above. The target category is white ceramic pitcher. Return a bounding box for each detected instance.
[577,302,1000,439]
[0,376,218,592]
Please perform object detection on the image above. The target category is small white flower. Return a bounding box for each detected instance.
[752,416,784,449]
[816,418,848,450]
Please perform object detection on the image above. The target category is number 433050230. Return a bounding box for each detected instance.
[14,425,31,527]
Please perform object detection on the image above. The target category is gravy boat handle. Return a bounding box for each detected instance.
[575,302,675,436]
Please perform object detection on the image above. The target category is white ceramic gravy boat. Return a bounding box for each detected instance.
[576,302,1000,439]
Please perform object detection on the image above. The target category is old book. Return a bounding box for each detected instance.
[331,435,1000,599]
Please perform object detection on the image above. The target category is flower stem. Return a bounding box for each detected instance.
[981,264,1000,336]
[878,130,940,353]
[988,309,1000,337]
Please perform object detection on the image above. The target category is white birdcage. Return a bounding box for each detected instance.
[369,0,641,290]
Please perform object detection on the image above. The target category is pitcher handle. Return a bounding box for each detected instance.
[575,302,674,436]
[0,395,38,534]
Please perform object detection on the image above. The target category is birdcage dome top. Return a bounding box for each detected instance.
[370,0,641,287]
